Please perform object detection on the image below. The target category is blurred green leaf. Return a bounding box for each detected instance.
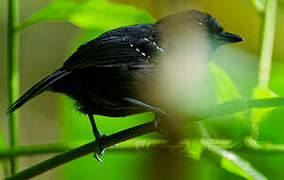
[245,136,284,152]
[205,145,267,180]
[251,87,277,138]
[209,62,241,103]
[184,139,237,161]
[220,151,266,180]
[19,0,155,31]
[115,138,165,150]
[249,0,266,13]
[209,62,248,128]
[184,140,204,160]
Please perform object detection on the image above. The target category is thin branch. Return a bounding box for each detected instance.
[5,142,95,180]
[0,143,73,158]
[7,0,20,175]
[6,97,284,180]
[5,121,155,180]
[196,97,284,119]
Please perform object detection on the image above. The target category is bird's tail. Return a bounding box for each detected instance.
[7,69,71,113]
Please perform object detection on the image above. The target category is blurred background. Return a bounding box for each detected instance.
[1,0,284,179]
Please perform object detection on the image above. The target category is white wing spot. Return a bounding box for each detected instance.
[159,47,165,52]
[144,38,149,41]
[141,52,146,56]
[152,41,165,52]
[130,43,134,47]
[136,48,140,52]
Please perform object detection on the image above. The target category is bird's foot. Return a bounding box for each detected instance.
[93,134,107,162]
[154,115,169,136]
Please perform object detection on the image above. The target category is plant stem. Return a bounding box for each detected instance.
[258,0,277,88]
[0,143,73,158]
[6,96,284,180]
[7,0,19,175]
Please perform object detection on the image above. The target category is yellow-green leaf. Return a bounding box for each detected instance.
[209,62,241,103]
[19,0,155,31]
[250,0,266,13]
[209,62,248,123]
[251,87,278,138]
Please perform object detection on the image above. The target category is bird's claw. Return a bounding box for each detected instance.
[94,149,105,162]
[154,115,165,132]
[154,114,169,137]
[93,134,107,162]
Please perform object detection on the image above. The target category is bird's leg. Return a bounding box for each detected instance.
[124,97,166,115]
[88,114,107,161]
[123,97,181,140]
[123,97,167,132]
[153,112,171,138]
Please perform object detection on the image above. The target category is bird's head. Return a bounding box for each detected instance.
[156,10,243,47]
[147,10,244,120]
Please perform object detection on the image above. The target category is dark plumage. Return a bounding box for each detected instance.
[7,10,243,160]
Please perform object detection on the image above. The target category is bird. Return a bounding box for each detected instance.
[7,10,243,160]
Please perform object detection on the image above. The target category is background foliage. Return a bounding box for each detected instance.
[1,0,284,179]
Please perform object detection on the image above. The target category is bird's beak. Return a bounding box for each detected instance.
[214,31,244,44]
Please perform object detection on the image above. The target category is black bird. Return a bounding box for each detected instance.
[7,10,243,160]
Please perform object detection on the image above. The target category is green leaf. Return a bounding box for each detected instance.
[209,62,241,103]
[250,0,266,13]
[245,136,284,152]
[209,62,248,123]
[251,87,277,138]
[205,144,267,180]
[19,0,155,31]
[184,139,238,161]
[220,151,266,180]
[116,139,165,150]
[184,140,204,160]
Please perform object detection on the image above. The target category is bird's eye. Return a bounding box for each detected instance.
[198,21,203,26]
[195,20,203,27]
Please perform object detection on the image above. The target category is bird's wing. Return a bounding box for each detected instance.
[63,36,164,70]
